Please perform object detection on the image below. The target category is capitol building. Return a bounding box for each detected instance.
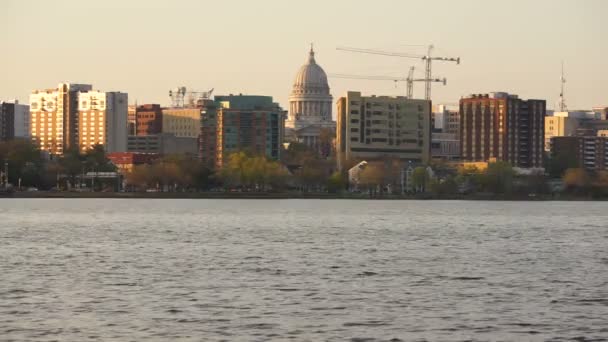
[285,46,336,150]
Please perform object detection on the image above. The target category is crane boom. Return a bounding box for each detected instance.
[337,44,459,100]
[329,69,446,99]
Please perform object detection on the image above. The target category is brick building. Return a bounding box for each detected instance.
[460,92,545,168]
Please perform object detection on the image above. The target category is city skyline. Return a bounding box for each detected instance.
[1,0,607,111]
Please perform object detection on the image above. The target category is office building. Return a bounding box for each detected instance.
[460,92,545,168]
[127,133,198,155]
[127,105,137,135]
[431,132,460,160]
[0,101,29,141]
[544,115,580,151]
[551,136,608,171]
[78,91,128,153]
[136,104,163,135]
[285,46,336,150]
[199,95,285,168]
[432,104,460,138]
[30,83,92,154]
[336,91,431,167]
[162,107,201,138]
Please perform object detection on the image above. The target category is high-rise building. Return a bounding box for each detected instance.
[77,91,128,153]
[199,95,285,168]
[336,91,431,167]
[30,83,92,154]
[544,115,580,151]
[30,84,127,154]
[285,46,335,150]
[0,101,29,141]
[136,104,163,135]
[460,92,545,168]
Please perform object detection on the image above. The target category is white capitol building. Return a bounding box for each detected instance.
[285,46,336,149]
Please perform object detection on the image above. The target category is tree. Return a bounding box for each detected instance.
[411,166,428,192]
[359,164,384,195]
[563,168,590,194]
[327,171,345,193]
[482,161,514,194]
[0,139,45,188]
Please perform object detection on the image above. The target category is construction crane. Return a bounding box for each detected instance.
[169,87,214,107]
[336,45,459,100]
[328,66,446,99]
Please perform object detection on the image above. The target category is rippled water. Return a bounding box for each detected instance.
[1,199,607,341]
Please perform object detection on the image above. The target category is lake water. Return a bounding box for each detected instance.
[0,199,607,341]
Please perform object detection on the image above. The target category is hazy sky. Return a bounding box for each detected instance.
[1,0,607,111]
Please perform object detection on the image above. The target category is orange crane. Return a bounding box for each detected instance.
[336,45,459,100]
[329,66,446,99]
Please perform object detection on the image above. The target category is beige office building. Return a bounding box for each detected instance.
[162,107,201,138]
[544,116,580,152]
[336,91,431,167]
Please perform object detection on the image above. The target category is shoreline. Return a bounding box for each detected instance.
[1,191,602,201]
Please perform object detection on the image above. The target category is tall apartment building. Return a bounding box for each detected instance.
[199,95,285,168]
[544,115,580,151]
[30,84,127,154]
[77,91,128,153]
[136,104,163,135]
[30,83,92,154]
[460,92,545,168]
[551,136,608,171]
[162,107,201,138]
[336,91,431,167]
[0,101,30,141]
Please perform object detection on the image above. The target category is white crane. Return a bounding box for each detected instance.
[336,45,459,100]
[328,66,446,99]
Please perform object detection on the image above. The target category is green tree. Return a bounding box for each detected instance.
[482,161,514,194]
[326,171,345,193]
[411,166,428,192]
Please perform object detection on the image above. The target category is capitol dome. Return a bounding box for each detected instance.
[286,46,335,150]
[292,49,330,95]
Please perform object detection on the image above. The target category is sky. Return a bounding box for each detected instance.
[1,0,607,112]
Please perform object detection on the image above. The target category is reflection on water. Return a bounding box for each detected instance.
[1,199,607,341]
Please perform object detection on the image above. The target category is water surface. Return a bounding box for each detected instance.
[1,199,607,341]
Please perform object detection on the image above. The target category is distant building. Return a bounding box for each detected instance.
[136,104,163,136]
[551,136,608,171]
[77,91,128,153]
[460,92,545,168]
[592,106,608,120]
[107,152,158,173]
[199,95,286,168]
[431,132,460,160]
[544,116,580,151]
[127,133,198,155]
[162,107,201,138]
[30,83,92,154]
[0,100,29,141]
[285,46,336,151]
[336,91,431,168]
[128,105,137,135]
[432,104,459,138]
